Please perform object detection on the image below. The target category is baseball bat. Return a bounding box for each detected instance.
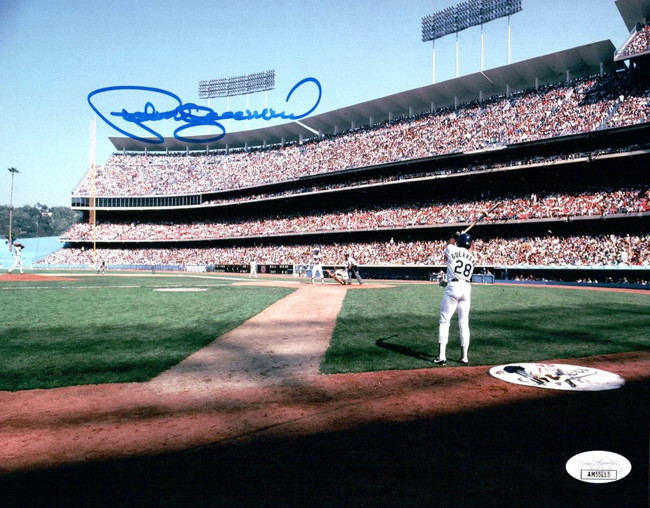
[504,365,546,385]
[461,201,501,234]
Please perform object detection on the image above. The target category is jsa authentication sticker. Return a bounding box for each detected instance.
[566,451,632,483]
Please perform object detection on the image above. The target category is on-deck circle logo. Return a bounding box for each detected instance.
[487,363,625,391]
[565,451,632,483]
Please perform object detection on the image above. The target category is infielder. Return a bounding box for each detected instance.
[433,233,476,365]
[249,259,257,279]
[310,248,324,284]
[7,242,24,274]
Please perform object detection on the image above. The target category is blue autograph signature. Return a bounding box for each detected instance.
[88,77,322,144]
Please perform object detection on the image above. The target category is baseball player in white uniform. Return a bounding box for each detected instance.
[310,248,324,284]
[433,233,476,365]
[327,268,349,285]
[7,242,24,274]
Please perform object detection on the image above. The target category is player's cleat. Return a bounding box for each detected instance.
[432,356,447,365]
[457,358,469,365]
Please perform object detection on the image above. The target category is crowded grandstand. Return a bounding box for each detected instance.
[41,1,650,285]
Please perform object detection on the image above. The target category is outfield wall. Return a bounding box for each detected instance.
[35,263,650,286]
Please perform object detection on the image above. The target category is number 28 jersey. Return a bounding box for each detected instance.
[444,244,476,282]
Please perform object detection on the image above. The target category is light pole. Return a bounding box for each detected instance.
[199,70,275,134]
[421,0,522,82]
[7,167,19,251]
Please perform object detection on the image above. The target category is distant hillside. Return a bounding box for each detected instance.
[0,204,81,241]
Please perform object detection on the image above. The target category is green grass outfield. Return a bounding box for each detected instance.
[325,283,650,373]
[1,272,648,391]
[0,273,294,391]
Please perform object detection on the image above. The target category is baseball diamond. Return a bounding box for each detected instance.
[0,272,648,507]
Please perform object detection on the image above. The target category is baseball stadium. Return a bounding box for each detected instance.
[1,0,649,506]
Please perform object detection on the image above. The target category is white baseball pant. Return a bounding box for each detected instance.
[438,280,472,347]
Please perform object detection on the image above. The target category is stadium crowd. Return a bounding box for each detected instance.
[200,148,637,208]
[616,24,650,59]
[60,188,649,242]
[40,234,649,268]
[73,71,650,198]
[58,70,649,280]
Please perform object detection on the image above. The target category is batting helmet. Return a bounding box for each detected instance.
[456,233,472,248]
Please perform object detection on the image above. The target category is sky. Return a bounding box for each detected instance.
[0,0,631,207]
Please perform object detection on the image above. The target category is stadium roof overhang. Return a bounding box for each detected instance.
[615,0,650,31]
[109,40,624,154]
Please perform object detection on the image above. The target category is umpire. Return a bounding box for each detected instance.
[346,253,363,284]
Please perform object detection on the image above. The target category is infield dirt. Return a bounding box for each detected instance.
[0,273,78,282]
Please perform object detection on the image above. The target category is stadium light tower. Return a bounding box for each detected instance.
[7,167,19,251]
[199,70,276,131]
[422,0,523,83]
